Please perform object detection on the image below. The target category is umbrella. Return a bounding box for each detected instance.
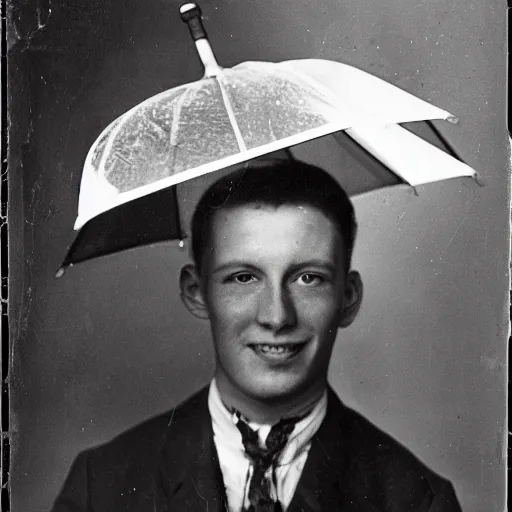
[58,2,477,276]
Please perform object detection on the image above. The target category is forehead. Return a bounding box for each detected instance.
[205,203,345,269]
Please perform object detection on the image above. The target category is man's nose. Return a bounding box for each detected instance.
[256,283,297,332]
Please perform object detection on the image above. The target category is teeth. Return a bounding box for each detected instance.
[259,344,293,354]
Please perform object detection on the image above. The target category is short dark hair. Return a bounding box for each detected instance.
[191,159,358,274]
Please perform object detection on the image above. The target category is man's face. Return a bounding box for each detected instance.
[191,203,359,403]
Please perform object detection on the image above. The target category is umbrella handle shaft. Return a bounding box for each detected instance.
[180,3,222,77]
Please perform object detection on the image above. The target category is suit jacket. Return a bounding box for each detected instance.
[51,386,462,512]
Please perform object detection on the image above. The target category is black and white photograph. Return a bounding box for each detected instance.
[6,1,509,511]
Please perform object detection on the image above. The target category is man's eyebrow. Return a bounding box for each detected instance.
[287,260,337,274]
[212,261,260,274]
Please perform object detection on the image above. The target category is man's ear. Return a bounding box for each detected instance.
[339,270,363,328]
[179,264,209,320]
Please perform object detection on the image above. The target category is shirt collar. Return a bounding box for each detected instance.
[208,378,328,466]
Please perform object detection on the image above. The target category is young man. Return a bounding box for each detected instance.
[52,160,462,512]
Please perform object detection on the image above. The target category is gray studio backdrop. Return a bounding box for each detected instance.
[8,0,508,511]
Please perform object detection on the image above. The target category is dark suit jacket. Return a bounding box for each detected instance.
[51,386,462,511]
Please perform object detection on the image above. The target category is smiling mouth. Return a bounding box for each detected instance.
[249,342,307,360]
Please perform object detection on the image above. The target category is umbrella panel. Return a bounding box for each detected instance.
[99,81,242,193]
[219,68,330,150]
[61,186,182,268]
[401,120,460,158]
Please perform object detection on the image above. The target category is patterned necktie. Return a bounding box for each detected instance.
[234,413,300,512]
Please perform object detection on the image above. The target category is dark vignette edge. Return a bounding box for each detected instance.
[1,0,9,508]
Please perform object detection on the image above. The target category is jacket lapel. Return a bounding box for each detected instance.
[287,388,351,512]
[157,387,228,512]
[288,388,436,512]
[288,387,402,512]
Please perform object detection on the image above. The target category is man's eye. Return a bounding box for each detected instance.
[297,273,323,286]
[233,273,256,284]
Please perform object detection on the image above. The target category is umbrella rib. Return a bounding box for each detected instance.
[169,87,196,170]
[425,120,464,162]
[170,90,189,147]
[96,116,128,187]
[216,75,247,152]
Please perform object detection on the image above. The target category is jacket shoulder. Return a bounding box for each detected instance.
[325,391,461,510]
[86,386,209,465]
[51,387,210,512]
[345,405,449,480]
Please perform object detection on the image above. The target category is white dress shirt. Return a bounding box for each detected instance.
[208,379,327,512]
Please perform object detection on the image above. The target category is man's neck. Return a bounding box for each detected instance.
[214,374,327,424]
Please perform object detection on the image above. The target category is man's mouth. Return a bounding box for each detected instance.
[249,342,307,360]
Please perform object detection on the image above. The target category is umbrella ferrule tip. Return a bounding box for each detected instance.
[180,3,200,16]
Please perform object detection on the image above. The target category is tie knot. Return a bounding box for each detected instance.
[231,412,308,512]
[234,413,300,469]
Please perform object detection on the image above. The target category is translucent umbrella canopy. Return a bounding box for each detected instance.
[77,55,473,231]
[60,3,477,274]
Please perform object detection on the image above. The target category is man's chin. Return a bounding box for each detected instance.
[241,374,311,404]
